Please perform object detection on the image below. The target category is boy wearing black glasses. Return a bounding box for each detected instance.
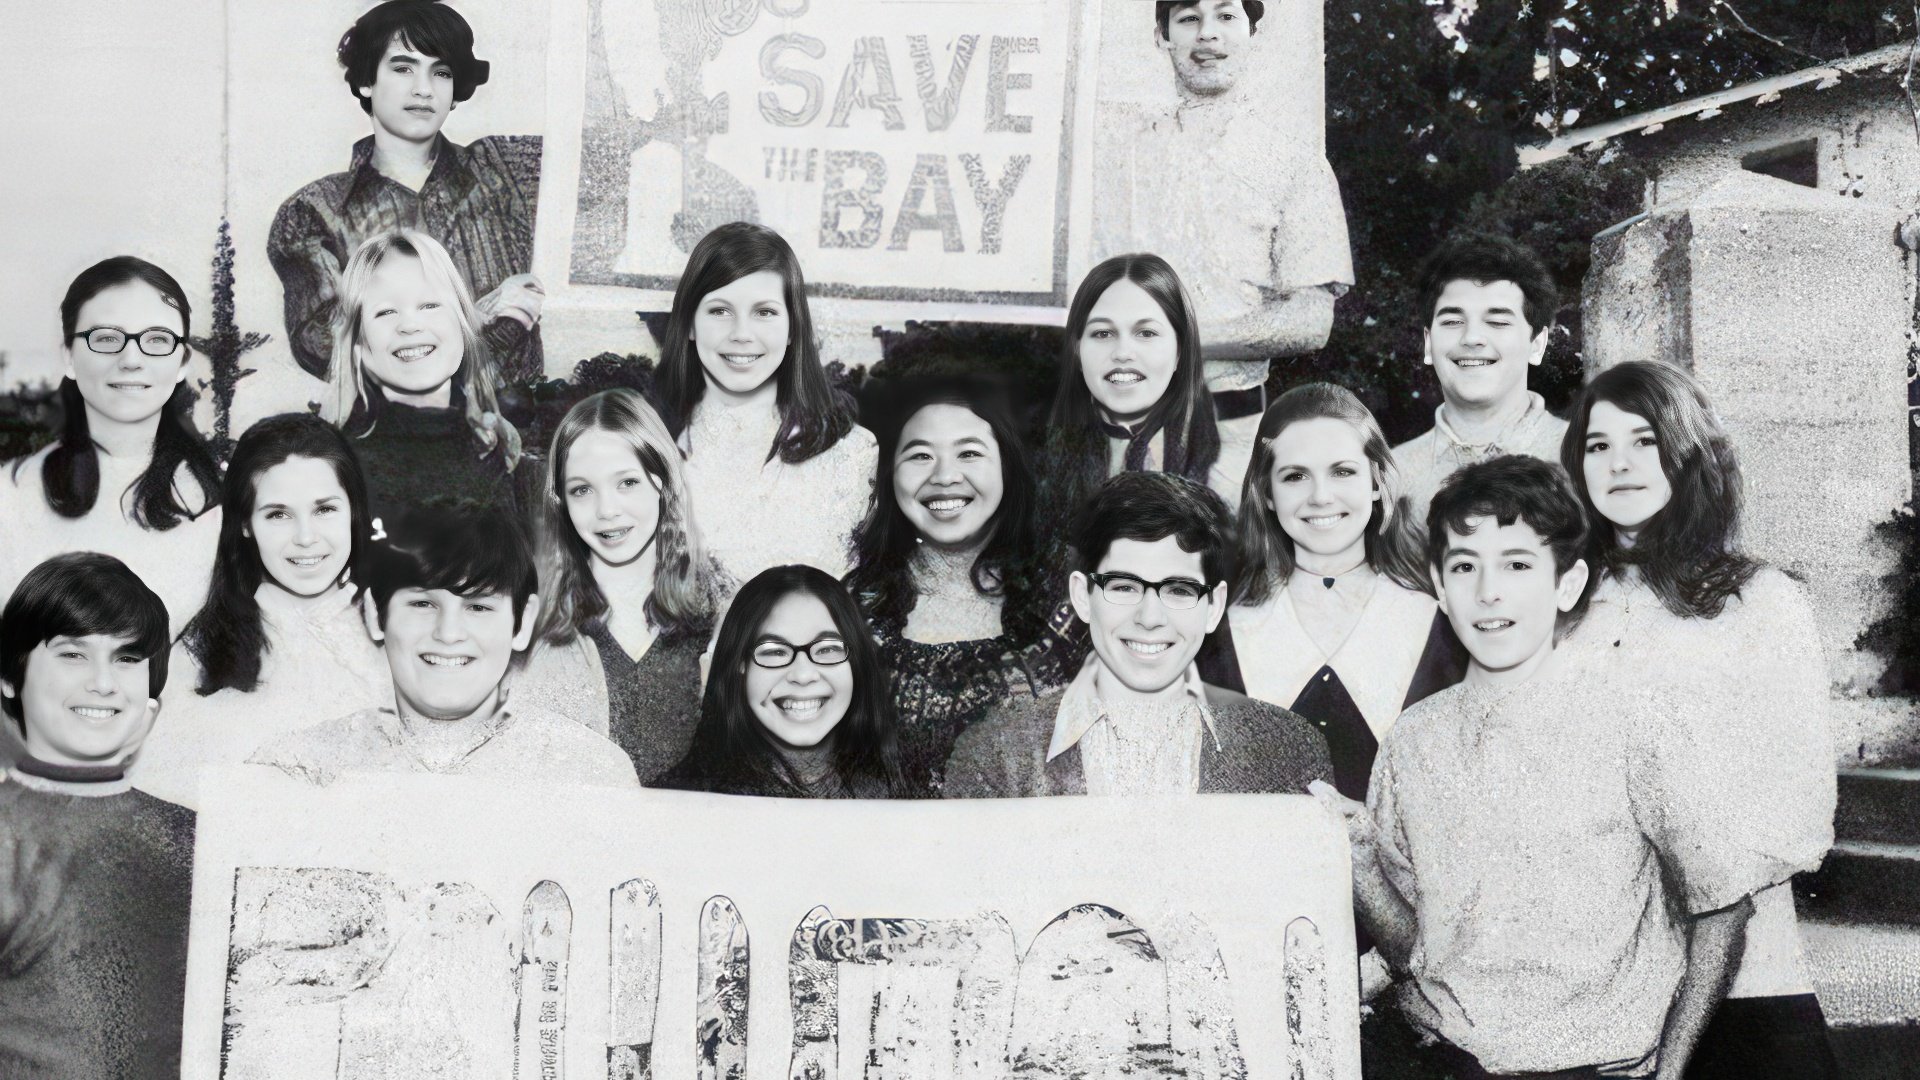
[944,472,1328,797]
[250,508,637,789]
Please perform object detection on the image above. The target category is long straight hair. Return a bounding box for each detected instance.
[533,388,720,646]
[37,257,221,529]
[183,414,374,694]
[654,222,856,464]
[1231,384,1430,605]
[671,565,904,797]
[846,375,1051,645]
[1561,361,1759,618]
[321,229,522,468]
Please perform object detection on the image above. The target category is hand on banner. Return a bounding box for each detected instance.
[478,273,546,330]
[1308,779,1372,850]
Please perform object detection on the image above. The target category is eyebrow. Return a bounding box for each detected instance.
[1585,424,1655,441]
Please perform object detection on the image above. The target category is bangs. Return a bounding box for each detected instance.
[365,509,537,613]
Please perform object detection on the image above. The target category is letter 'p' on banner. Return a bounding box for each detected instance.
[184,769,1360,1078]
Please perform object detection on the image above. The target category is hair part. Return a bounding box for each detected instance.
[1155,1,1266,37]
[40,256,222,530]
[1415,232,1560,335]
[1560,361,1759,618]
[1,553,171,733]
[1425,455,1588,577]
[655,222,856,465]
[322,229,522,468]
[671,565,904,796]
[338,0,490,113]
[1231,383,1430,605]
[1073,471,1234,587]
[362,507,539,633]
[183,414,374,695]
[533,388,719,646]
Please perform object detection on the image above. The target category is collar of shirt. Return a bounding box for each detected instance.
[340,133,475,212]
[255,577,361,626]
[6,767,134,798]
[1431,391,1550,456]
[371,700,514,757]
[1046,652,1218,762]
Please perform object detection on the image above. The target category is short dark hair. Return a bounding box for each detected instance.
[1415,233,1560,335]
[361,507,537,632]
[1072,471,1234,586]
[1,553,171,733]
[1155,1,1266,37]
[1425,456,1587,577]
[338,0,490,115]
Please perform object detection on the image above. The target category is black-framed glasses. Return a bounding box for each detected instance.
[72,326,184,357]
[1087,572,1213,610]
[750,637,851,669]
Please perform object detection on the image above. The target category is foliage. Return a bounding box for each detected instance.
[0,380,59,464]
[189,218,270,461]
[1858,504,1920,696]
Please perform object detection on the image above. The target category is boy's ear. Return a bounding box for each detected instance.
[119,697,163,763]
[1555,558,1590,612]
[1068,572,1093,626]
[1429,564,1448,616]
[512,594,542,653]
[1527,324,1551,366]
[1203,580,1229,634]
[361,591,385,643]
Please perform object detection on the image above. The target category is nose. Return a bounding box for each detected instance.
[1307,472,1332,505]
[595,486,618,520]
[782,657,827,686]
[87,654,118,696]
[729,311,753,343]
[1133,589,1170,629]
[931,453,962,486]
[1474,568,1501,607]
[433,604,467,644]
[1457,319,1487,347]
[1608,443,1633,474]
[411,67,435,97]
[292,511,318,547]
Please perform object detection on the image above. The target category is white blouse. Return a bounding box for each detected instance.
[131,582,390,809]
[680,401,877,589]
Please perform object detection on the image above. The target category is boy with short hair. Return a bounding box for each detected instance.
[250,508,638,789]
[1341,457,1758,1079]
[0,553,196,1077]
[943,471,1329,797]
[1392,234,1568,516]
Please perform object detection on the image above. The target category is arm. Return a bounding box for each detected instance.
[1312,781,1419,969]
[266,197,348,380]
[1654,896,1751,1080]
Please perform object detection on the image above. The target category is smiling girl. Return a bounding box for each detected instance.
[1213,384,1462,799]
[657,565,907,798]
[845,375,1070,788]
[322,228,522,518]
[1560,361,1838,1079]
[0,258,223,646]
[655,223,876,587]
[519,389,724,780]
[131,414,390,808]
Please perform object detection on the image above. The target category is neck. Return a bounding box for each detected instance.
[395,687,503,733]
[590,543,658,615]
[702,372,780,413]
[912,532,990,575]
[257,577,352,617]
[383,381,454,410]
[370,129,438,185]
[1174,84,1235,111]
[1614,527,1640,550]
[1292,542,1368,578]
[84,402,163,463]
[1091,654,1190,710]
[1440,391,1532,444]
[775,738,836,788]
[1463,639,1560,690]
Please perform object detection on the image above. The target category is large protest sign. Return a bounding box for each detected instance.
[183,768,1360,1078]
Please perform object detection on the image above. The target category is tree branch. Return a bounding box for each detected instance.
[1904,8,1920,147]
[1712,0,1827,66]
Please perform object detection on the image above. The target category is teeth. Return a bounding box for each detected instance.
[421,654,473,667]
[1107,371,1144,384]
[288,555,326,567]
[72,705,118,719]
[597,527,633,542]
[1124,641,1173,656]
[394,344,435,360]
[721,354,762,366]
[779,698,824,717]
[925,497,967,513]
[1453,357,1494,367]
[1303,514,1345,527]
[1473,619,1514,632]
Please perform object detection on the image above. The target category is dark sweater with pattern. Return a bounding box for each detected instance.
[0,780,196,1079]
[348,400,519,520]
[585,622,708,787]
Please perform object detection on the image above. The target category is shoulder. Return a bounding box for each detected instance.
[1390,427,1435,459]
[3,444,53,493]
[950,689,1058,756]
[1206,684,1324,745]
[833,423,878,459]
[271,171,353,224]
[464,135,544,177]
[1380,685,1466,753]
[1730,565,1812,619]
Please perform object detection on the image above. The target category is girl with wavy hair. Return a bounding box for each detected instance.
[518,388,724,780]
[134,414,388,808]
[1211,383,1462,799]
[1561,360,1837,1079]
[657,565,908,798]
[322,228,522,518]
[0,257,223,641]
[655,222,876,586]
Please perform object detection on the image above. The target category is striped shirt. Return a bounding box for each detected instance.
[267,134,544,383]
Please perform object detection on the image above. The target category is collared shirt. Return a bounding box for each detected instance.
[267,133,544,382]
[1367,669,1794,1075]
[1091,96,1353,392]
[1047,655,1220,795]
[1392,392,1570,517]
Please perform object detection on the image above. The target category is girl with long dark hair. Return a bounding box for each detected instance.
[133,414,388,808]
[322,228,523,518]
[657,565,908,798]
[845,375,1071,787]
[655,222,876,586]
[1213,383,1463,800]
[0,257,223,640]
[519,388,724,778]
[1561,361,1838,1079]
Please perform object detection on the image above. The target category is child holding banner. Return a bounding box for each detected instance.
[654,223,878,587]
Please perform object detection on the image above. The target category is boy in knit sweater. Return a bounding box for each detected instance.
[0,553,197,1079]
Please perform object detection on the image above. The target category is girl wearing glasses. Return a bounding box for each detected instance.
[845,374,1069,788]
[657,565,908,798]
[1560,362,1837,1079]
[654,223,876,588]
[1215,384,1463,800]
[0,257,223,644]
[133,414,389,808]
[322,229,522,519]
[522,389,724,780]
